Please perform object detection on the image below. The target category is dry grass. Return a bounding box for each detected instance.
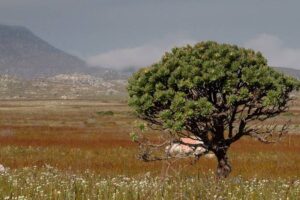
[0,100,299,180]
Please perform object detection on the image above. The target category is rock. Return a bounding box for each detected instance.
[0,164,6,172]
[204,153,215,159]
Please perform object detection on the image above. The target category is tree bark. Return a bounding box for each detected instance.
[215,149,231,179]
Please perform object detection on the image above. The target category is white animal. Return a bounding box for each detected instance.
[165,137,208,158]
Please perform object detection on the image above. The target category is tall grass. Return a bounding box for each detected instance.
[0,167,299,199]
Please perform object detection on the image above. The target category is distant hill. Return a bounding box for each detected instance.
[273,67,300,80]
[0,24,126,79]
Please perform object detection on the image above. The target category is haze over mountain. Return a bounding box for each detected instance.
[0,24,299,100]
[0,24,127,79]
[0,24,299,81]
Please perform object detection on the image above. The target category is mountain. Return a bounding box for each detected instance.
[0,24,127,80]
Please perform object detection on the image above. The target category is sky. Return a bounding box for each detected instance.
[0,0,300,70]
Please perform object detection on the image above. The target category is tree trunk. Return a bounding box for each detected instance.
[215,149,231,179]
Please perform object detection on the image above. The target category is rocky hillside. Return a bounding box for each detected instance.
[0,74,127,100]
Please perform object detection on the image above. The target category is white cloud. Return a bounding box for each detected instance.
[88,33,300,71]
[244,33,300,69]
[86,35,196,70]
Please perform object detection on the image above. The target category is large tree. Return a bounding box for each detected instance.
[127,41,299,178]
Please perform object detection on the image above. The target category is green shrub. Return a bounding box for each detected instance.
[96,111,114,116]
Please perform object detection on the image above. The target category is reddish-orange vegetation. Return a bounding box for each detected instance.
[0,127,133,148]
[0,100,299,178]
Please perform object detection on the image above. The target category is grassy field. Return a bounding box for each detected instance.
[0,99,299,199]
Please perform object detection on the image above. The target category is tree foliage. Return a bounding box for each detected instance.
[127,41,300,178]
